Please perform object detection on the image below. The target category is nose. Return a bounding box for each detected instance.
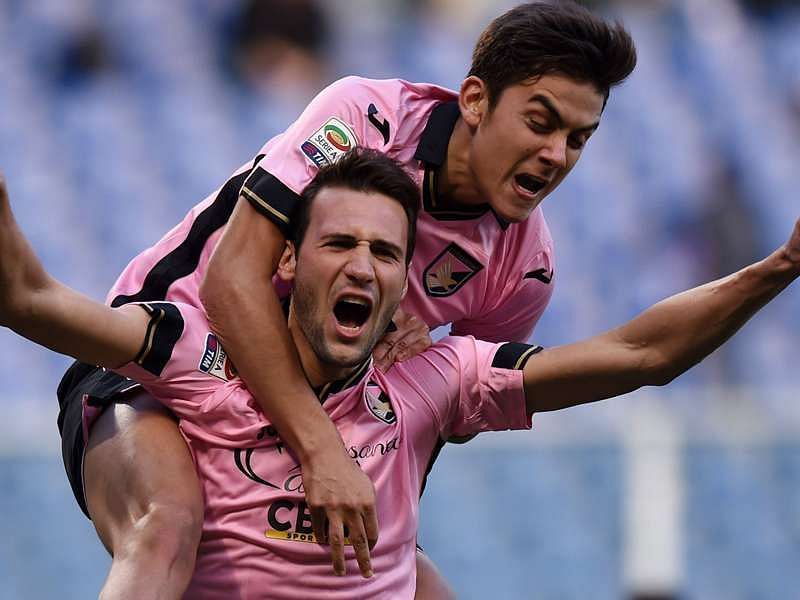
[343,243,375,284]
[539,133,568,170]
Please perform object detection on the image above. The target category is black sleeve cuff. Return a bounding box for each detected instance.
[135,302,185,376]
[491,342,543,370]
[241,167,302,238]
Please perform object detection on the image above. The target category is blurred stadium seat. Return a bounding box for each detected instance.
[1,0,799,598]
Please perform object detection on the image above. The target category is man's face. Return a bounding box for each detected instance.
[464,73,604,222]
[284,186,409,373]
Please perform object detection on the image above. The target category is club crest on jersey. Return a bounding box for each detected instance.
[301,117,358,167]
[198,333,237,381]
[423,243,484,297]
[365,382,396,424]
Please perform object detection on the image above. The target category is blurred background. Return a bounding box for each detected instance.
[1,0,799,597]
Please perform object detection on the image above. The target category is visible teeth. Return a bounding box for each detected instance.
[341,296,368,306]
[516,174,545,194]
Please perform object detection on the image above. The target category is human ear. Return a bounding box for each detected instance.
[458,76,488,128]
[276,241,297,282]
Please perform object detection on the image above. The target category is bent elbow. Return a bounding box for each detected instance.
[646,352,698,387]
[199,268,241,325]
[0,278,41,327]
[198,267,224,313]
[638,349,681,388]
[650,366,679,387]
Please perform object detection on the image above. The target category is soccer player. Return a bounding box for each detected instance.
[55,2,637,597]
[4,152,800,598]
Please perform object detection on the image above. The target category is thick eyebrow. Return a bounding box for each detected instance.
[369,239,404,260]
[320,233,357,245]
[530,94,600,135]
[321,233,403,259]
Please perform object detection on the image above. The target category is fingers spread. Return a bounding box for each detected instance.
[301,456,379,577]
[346,515,373,578]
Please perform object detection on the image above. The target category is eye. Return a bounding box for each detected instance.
[325,239,354,250]
[527,119,550,134]
[372,245,400,263]
[567,135,588,150]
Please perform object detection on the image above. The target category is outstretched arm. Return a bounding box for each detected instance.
[523,219,800,413]
[0,176,147,367]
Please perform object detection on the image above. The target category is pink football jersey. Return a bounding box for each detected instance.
[107,77,554,342]
[112,302,537,599]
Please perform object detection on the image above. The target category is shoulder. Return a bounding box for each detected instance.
[327,76,455,101]
[511,206,553,244]
[501,207,554,266]
[392,336,496,385]
[330,77,458,127]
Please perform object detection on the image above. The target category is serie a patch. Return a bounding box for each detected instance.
[300,117,358,167]
[365,382,396,424]
[198,333,237,381]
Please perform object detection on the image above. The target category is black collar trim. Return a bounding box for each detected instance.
[415,102,510,230]
[281,297,372,402]
[422,166,510,230]
[314,358,372,403]
[414,101,460,166]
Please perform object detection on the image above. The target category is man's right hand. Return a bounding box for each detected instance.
[303,450,379,578]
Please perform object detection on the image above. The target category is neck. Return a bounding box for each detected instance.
[439,117,484,206]
[287,306,354,389]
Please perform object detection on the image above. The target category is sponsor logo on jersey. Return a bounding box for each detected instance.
[302,117,358,166]
[198,333,237,381]
[300,140,329,168]
[232,457,352,545]
[348,435,401,461]
[235,437,395,543]
[423,243,484,297]
[364,382,396,424]
[265,499,353,545]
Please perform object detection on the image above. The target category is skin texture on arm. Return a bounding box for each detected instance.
[523,220,800,414]
[0,176,148,366]
[200,197,377,577]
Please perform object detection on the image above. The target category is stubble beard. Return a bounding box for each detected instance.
[292,275,398,370]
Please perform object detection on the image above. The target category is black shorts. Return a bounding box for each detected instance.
[56,360,142,518]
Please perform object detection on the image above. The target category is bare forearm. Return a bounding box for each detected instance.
[0,188,50,319]
[525,241,800,413]
[202,269,345,462]
[617,245,798,383]
[0,181,146,365]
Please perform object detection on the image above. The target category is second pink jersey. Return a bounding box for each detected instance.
[107,77,555,342]
[114,302,538,599]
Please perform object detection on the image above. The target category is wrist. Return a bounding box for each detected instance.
[298,439,350,467]
[765,246,800,281]
[288,418,348,466]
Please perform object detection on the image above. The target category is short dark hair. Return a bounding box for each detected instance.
[469,1,637,108]
[295,148,420,264]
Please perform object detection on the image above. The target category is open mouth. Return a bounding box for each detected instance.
[333,297,372,330]
[514,174,547,195]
